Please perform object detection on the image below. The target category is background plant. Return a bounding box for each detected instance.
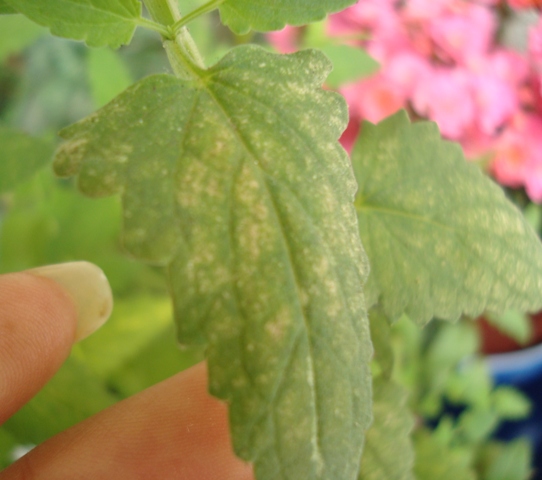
[270,0,542,204]
[1,1,542,479]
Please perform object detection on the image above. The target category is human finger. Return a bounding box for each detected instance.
[0,262,112,424]
[1,362,254,480]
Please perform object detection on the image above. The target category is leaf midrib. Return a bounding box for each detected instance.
[199,73,327,470]
[358,204,455,233]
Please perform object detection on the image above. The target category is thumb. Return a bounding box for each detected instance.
[0,262,112,424]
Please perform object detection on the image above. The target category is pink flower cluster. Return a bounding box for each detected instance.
[269,1,542,201]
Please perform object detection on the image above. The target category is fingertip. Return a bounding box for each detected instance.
[0,271,78,423]
[29,262,113,342]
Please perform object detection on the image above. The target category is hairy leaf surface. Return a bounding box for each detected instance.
[54,46,372,480]
[359,378,415,480]
[3,0,141,47]
[220,0,356,34]
[0,127,53,193]
[353,111,542,324]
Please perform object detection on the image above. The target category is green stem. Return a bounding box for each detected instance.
[171,0,226,34]
[142,0,206,78]
[135,16,172,38]
[143,0,179,26]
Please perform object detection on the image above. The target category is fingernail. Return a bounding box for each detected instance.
[29,262,113,342]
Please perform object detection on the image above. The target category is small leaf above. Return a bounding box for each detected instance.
[359,378,415,480]
[3,0,141,48]
[0,127,54,193]
[353,111,542,324]
[0,0,16,15]
[54,45,372,480]
[220,0,357,34]
[0,14,46,63]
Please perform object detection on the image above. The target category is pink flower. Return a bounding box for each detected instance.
[267,26,300,54]
[412,68,476,139]
[341,74,405,124]
[339,118,361,152]
[470,49,530,87]
[508,0,542,10]
[460,125,494,159]
[471,74,518,134]
[491,137,528,188]
[429,5,496,63]
[402,0,449,21]
[529,17,542,71]
[383,51,431,97]
[328,0,408,62]
[525,157,542,201]
[327,0,398,38]
[531,74,542,113]
[491,114,542,201]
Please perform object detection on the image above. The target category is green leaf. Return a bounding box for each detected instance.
[457,408,499,443]
[445,359,492,408]
[72,295,173,378]
[3,0,141,48]
[359,379,415,480]
[523,202,542,232]
[4,357,117,445]
[424,322,479,379]
[220,0,357,34]
[54,46,372,480]
[320,45,379,88]
[0,429,18,469]
[353,111,542,324]
[109,326,204,396]
[479,439,532,480]
[368,307,395,379]
[0,0,16,14]
[0,14,45,62]
[87,48,132,108]
[491,386,531,420]
[0,127,53,194]
[414,429,476,480]
[485,310,533,345]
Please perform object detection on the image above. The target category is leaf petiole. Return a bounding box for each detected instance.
[135,16,173,38]
[142,0,206,76]
[171,0,226,34]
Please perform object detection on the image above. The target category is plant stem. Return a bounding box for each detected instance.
[143,0,178,26]
[135,16,172,38]
[142,0,206,78]
[171,0,226,34]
